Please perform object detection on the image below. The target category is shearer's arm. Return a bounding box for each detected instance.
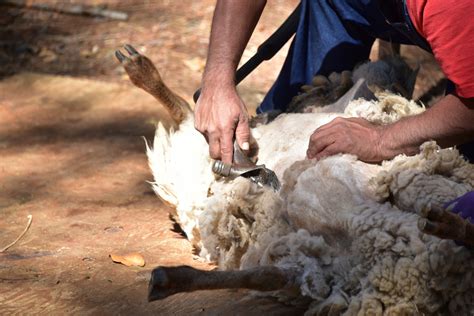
[307,94,474,162]
[378,94,474,158]
[194,0,267,164]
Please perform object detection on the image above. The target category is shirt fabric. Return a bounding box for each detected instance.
[406,0,474,98]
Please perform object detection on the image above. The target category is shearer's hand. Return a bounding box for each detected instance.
[418,191,474,248]
[194,86,250,164]
[306,117,389,163]
[445,191,474,222]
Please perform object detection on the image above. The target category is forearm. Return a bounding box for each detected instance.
[202,0,266,89]
[380,94,474,157]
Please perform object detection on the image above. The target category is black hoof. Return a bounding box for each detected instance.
[148,267,173,302]
[124,44,139,56]
[115,49,128,63]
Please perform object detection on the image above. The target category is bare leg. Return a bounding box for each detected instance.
[115,44,191,124]
[148,265,296,302]
[418,206,474,247]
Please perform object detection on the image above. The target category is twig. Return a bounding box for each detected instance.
[3,0,129,21]
[0,214,33,253]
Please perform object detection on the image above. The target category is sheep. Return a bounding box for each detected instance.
[115,45,474,315]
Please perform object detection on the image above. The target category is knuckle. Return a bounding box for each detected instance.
[207,127,218,135]
[239,114,249,123]
[220,143,233,154]
[332,117,346,126]
[216,121,233,132]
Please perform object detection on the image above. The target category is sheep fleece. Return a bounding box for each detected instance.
[147,93,474,315]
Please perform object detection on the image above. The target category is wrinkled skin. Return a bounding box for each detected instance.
[306,117,387,162]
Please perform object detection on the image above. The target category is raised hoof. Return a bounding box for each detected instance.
[115,50,127,63]
[114,44,162,93]
[115,43,140,64]
[124,44,139,56]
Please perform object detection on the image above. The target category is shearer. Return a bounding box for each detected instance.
[194,0,474,165]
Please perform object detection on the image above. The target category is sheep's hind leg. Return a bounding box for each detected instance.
[418,206,474,247]
[148,265,297,302]
[115,44,191,124]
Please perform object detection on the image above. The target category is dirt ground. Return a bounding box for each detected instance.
[0,1,308,314]
[0,1,443,315]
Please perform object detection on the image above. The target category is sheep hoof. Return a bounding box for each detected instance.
[148,267,174,301]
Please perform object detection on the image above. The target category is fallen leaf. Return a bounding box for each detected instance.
[110,252,145,267]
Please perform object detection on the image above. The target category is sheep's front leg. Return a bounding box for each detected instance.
[418,206,474,247]
[148,265,297,302]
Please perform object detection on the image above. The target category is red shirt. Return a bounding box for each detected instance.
[406,0,474,98]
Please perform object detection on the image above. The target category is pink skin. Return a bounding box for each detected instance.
[194,0,267,164]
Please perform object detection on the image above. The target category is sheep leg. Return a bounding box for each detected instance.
[418,207,474,247]
[148,265,296,302]
[115,44,191,124]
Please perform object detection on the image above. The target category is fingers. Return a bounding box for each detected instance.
[207,130,235,164]
[306,128,336,159]
[235,116,250,152]
[314,143,341,160]
[422,207,445,221]
[418,207,467,241]
[306,118,347,159]
[422,205,463,225]
[208,133,221,160]
[418,217,460,241]
[194,88,250,162]
[207,127,247,163]
[417,218,443,236]
[220,131,235,164]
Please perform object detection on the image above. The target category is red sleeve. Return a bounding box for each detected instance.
[407,0,474,98]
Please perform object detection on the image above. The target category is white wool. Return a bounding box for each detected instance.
[146,116,214,246]
[344,92,425,124]
[374,142,474,213]
[146,94,474,314]
[253,112,343,178]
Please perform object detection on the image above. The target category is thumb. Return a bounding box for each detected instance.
[235,116,250,151]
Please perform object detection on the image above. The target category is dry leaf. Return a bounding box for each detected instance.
[110,252,145,267]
